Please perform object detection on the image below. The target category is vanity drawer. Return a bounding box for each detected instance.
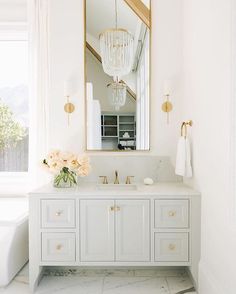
[41,232,76,262]
[154,233,189,262]
[41,199,75,228]
[154,199,189,228]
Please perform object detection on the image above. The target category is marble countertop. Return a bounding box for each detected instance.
[29,182,200,197]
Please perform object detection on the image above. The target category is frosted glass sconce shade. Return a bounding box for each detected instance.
[163,79,171,96]
[64,80,73,97]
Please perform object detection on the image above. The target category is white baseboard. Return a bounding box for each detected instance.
[198,261,224,294]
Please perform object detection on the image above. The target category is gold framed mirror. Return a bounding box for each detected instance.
[85,0,151,151]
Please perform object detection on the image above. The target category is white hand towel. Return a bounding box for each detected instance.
[175,137,193,178]
[185,137,193,177]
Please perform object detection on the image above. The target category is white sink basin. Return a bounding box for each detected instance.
[97,184,137,191]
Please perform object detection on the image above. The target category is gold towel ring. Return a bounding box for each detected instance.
[181,120,193,138]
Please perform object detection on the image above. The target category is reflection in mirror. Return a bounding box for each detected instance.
[85,0,150,151]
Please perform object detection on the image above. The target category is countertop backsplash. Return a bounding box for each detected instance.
[79,156,181,184]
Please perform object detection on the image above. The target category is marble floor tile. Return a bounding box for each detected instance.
[0,280,30,294]
[0,265,196,294]
[103,269,135,277]
[166,276,195,294]
[103,276,169,294]
[36,276,104,294]
[14,263,29,285]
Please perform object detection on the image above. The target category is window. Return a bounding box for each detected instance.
[0,28,29,172]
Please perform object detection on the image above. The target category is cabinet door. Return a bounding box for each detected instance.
[80,200,115,261]
[116,200,150,261]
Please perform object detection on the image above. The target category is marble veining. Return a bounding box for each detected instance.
[0,264,197,294]
[78,155,182,184]
[175,288,196,294]
[102,276,169,293]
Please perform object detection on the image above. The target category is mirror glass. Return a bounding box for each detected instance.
[85,0,150,151]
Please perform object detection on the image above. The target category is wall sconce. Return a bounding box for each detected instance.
[161,80,173,124]
[64,80,75,125]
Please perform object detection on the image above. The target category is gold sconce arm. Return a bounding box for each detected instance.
[162,94,173,124]
[64,95,75,126]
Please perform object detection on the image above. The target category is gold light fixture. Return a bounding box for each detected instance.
[99,0,134,80]
[162,80,173,124]
[107,81,127,111]
[162,95,173,124]
[64,80,75,125]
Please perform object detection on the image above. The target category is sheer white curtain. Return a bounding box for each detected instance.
[28,0,50,187]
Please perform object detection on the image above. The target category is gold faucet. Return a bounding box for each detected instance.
[125,176,134,184]
[114,170,119,184]
[99,176,108,184]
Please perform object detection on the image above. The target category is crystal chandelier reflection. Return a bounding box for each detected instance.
[99,0,134,80]
[107,81,127,111]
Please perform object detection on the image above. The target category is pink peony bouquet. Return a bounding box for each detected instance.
[42,150,91,187]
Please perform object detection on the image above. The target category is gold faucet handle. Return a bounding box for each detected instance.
[126,176,134,185]
[114,170,119,184]
[99,176,108,184]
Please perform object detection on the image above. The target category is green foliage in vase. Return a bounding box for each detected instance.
[0,99,26,149]
[54,168,77,188]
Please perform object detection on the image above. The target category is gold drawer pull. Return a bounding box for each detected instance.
[110,206,120,212]
[56,244,63,251]
[168,211,176,217]
[168,244,176,251]
[55,210,63,216]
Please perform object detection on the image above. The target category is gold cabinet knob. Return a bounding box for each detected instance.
[56,244,63,251]
[168,211,176,217]
[168,244,176,251]
[55,210,63,216]
[110,206,120,212]
[114,170,119,184]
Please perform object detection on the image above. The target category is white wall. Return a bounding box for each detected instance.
[151,0,183,160]
[48,0,85,153]
[0,0,26,22]
[182,0,236,293]
[48,0,183,160]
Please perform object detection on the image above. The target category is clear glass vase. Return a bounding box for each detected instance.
[53,167,77,188]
